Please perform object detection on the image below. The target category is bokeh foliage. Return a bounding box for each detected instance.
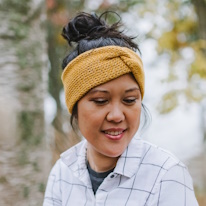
[154,0,206,113]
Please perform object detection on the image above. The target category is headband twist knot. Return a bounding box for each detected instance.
[62,46,145,114]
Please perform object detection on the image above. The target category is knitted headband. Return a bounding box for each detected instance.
[62,45,145,114]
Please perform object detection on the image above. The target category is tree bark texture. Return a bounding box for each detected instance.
[0,0,50,205]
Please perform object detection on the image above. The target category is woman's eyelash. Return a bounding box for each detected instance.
[91,97,138,105]
[124,98,137,104]
[93,99,108,104]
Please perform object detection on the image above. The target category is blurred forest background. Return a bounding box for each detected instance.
[0,0,205,205]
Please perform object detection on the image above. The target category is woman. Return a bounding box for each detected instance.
[43,12,199,205]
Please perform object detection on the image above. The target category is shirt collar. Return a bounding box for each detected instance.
[60,140,90,184]
[114,137,144,178]
[61,137,145,179]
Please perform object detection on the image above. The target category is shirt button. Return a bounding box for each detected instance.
[110,174,115,178]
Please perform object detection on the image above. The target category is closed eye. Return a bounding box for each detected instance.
[123,98,137,105]
[92,99,108,105]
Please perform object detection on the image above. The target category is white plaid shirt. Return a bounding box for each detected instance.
[43,138,199,206]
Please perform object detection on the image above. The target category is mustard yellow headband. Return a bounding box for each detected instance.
[62,46,144,114]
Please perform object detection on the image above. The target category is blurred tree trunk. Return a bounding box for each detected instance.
[192,0,206,40]
[0,0,49,205]
[46,0,84,163]
[189,1,206,203]
[192,0,206,141]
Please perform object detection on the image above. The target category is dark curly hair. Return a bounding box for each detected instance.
[61,11,140,69]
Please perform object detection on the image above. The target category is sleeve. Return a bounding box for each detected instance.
[43,160,62,206]
[156,164,199,206]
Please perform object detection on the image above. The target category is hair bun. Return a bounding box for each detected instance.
[62,12,121,45]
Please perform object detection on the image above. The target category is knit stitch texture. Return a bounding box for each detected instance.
[62,46,144,114]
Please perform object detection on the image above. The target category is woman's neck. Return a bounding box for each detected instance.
[87,145,119,173]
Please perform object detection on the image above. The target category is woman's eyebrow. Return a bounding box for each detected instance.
[125,88,140,93]
[88,89,109,94]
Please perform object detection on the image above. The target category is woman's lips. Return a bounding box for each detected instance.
[103,128,126,140]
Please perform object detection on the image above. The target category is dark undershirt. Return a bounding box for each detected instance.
[87,162,114,195]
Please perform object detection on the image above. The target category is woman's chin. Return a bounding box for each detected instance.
[101,148,125,158]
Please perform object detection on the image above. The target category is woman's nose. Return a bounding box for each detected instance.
[106,104,125,123]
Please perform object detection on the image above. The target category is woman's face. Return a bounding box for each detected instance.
[77,74,142,159]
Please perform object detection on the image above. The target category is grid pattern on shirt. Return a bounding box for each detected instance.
[43,139,199,206]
